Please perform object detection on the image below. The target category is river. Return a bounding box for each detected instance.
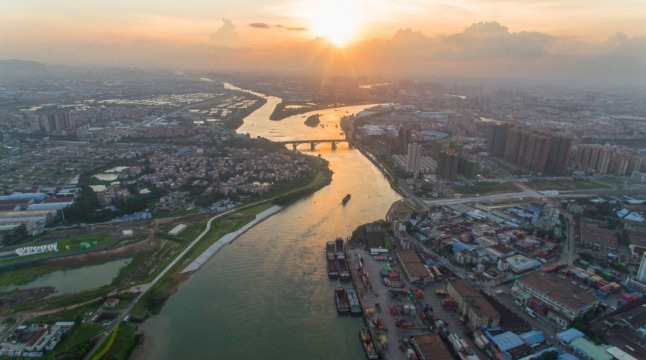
[137,86,401,360]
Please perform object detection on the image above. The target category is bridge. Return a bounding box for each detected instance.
[277,139,352,151]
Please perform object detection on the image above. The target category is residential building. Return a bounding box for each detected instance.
[447,279,500,328]
[406,143,423,175]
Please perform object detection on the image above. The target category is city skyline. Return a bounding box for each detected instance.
[2,1,646,87]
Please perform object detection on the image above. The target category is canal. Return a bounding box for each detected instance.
[137,88,401,359]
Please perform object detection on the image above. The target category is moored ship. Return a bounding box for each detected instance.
[326,240,339,278]
[360,327,379,360]
[335,286,350,314]
[346,288,362,316]
[335,237,345,258]
[342,194,351,205]
[326,241,335,258]
[337,256,351,281]
[327,256,339,278]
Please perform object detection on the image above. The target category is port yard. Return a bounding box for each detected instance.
[346,244,489,360]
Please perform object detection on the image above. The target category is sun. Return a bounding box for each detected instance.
[310,1,362,47]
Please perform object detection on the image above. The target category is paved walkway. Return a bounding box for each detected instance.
[182,205,282,273]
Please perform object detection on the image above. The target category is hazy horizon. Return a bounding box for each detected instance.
[2,0,645,87]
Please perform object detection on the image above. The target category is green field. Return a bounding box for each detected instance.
[0,234,113,267]
[529,179,610,191]
[452,182,521,195]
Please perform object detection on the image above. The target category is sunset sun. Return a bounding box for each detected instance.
[310,1,362,46]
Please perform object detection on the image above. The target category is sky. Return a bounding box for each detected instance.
[2,0,646,85]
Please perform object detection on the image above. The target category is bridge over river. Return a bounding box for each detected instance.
[276,138,352,151]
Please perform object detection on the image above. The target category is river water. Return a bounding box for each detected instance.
[137,87,401,360]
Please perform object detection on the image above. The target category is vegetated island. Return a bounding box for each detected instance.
[304,114,321,127]
[269,100,367,120]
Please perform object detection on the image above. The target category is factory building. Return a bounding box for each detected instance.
[515,273,599,326]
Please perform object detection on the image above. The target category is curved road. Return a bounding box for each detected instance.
[82,206,240,359]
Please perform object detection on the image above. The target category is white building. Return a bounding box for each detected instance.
[637,254,646,283]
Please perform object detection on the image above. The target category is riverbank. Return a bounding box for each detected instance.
[182,205,282,273]
[269,100,370,120]
[129,166,332,318]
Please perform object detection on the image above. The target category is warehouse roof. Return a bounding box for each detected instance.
[492,331,525,352]
[518,273,598,311]
[570,338,612,360]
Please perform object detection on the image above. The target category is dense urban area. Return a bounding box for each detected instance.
[1,62,646,360]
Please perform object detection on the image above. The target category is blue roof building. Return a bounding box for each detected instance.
[492,331,525,352]
[0,193,46,202]
[519,330,545,347]
[556,328,585,344]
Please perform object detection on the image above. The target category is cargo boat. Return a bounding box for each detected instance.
[360,327,379,360]
[326,241,339,278]
[337,256,351,281]
[326,241,335,258]
[335,237,345,258]
[335,286,350,314]
[342,194,351,205]
[347,288,362,316]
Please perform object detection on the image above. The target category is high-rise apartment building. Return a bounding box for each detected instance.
[575,145,642,176]
[545,135,572,175]
[487,122,571,175]
[38,111,72,132]
[406,143,423,175]
[398,126,412,155]
[437,149,460,180]
[487,123,509,157]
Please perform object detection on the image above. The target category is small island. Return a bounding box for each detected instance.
[304,114,321,127]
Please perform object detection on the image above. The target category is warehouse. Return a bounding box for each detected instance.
[516,273,599,325]
[397,250,433,284]
[411,334,453,360]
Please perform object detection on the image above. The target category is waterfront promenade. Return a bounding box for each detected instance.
[182,205,282,273]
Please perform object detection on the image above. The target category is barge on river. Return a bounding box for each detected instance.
[335,286,350,314]
[326,241,339,278]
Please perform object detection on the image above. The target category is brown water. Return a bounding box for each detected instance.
[137,86,400,360]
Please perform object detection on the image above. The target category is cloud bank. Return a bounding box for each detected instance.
[6,21,646,88]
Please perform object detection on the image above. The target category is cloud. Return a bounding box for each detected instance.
[441,21,554,59]
[249,23,307,31]
[250,23,270,29]
[210,18,240,46]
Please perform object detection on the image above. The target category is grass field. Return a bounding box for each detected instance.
[452,182,521,195]
[0,234,113,267]
[529,179,610,191]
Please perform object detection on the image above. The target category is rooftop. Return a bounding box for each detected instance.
[450,279,500,318]
[412,334,453,360]
[398,250,421,263]
[556,328,585,344]
[518,273,598,311]
[492,331,525,352]
[570,337,612,360]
